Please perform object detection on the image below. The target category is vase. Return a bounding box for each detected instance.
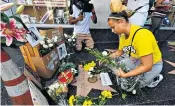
[88,75,98,83]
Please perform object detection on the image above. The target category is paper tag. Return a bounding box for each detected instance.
[100,73,112,86]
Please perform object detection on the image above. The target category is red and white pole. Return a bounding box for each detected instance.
[0,48,33,105]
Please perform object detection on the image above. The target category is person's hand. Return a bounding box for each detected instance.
[109,52,117,59]
[105,49,116,53]
[77,15,83,21]
[115,68,127,78]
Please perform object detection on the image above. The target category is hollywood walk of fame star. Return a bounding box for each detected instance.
[164,60,175,75]
[71,65,116,97]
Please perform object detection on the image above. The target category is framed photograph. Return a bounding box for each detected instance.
[16,0,27,4]
[57,43,67,60]
[39,10,53,24]
[26,25,43,47]
[2,0,9,3]
[20,14,31,24]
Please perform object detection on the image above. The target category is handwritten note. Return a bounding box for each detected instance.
[100,73,112,86]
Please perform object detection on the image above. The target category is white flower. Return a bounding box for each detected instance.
[43,44,48,48]
[40,41,45,45]
[89,67,94,71]
[89,75,93,78]
[102,51,108,56]
[47,39,52,43]
[60,84,64,87]
[72,39,75,42]
[68,38,72,42]
[132,89,136,94]
[54,39,57,42]
[49,43,54,47]
[64,33,68,38]
[53,36,58,42]
[54,36,58,40]
[88,72,91,75]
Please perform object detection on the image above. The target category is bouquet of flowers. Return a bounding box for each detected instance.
[46,81,68,105]
[68,90,113,106]
[39,36,58,56]
[83,61,109,76]
[64,33,76,54]
[57,62,78,84]
[85,48,122,70]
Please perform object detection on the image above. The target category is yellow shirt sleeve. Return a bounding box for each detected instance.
[134,31,154,57]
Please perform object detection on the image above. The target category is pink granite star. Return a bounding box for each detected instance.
[164,60,175,75]
[71,65,116,96]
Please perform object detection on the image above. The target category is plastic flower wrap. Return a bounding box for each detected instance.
[46,81,68,105]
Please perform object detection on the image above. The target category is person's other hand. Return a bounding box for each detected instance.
[77,15,83,21]
[115,68,127,78]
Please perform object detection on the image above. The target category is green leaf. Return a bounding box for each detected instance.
[122,93,127,99]
[1,37,6,44]
[1,12,9,23]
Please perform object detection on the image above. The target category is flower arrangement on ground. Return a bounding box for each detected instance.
[68,90,113,106]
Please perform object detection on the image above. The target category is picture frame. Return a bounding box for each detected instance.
[2,0,9,3]
[57,43,67,60]
[20,14,31,24]
[26,25,43,47]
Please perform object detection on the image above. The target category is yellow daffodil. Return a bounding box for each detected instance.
[87,100,93,105]
[101,90,112,99]
[69,95,75,106]
[82,100,88,106]
[101,90,108,97]
[83,61,96,72]
[84,64,91,71]
[82,99,92,106]
[89,61,96,67]
[107,91,112,98]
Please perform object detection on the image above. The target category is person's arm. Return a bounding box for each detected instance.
[69,15,83,25]
[109,50,124,58]
[118,54,153,78]
[155,0,170,7]
[91,6,97,24]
